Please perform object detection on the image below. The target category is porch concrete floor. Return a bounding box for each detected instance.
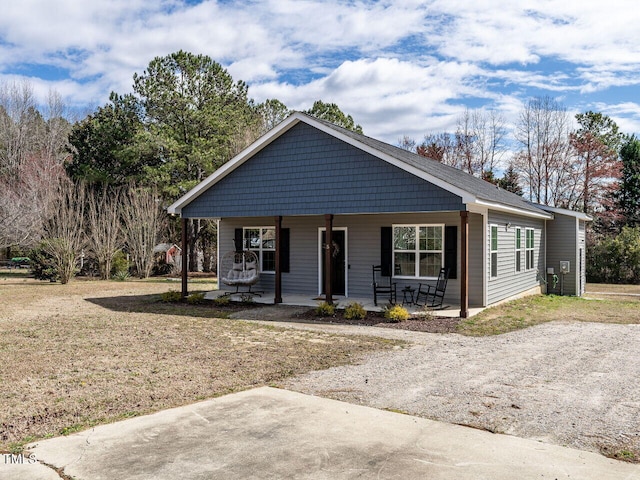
[204,290,484,318]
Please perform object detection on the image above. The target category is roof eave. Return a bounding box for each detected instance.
[474,199,554,220]
[532,204,593,221]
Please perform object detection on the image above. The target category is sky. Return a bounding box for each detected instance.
[1,0,639,146]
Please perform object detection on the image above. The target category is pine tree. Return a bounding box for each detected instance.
[618,136,640,227]
[498,163,523,196]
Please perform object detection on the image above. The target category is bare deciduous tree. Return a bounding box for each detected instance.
[514,96,572,206]
[397,135,416,152]
[418,132,457,166]
[472,109,507,175]
[0,80,39,178]
[0,82,71,252]
[0,153,65,249]
[121,186,162,279]
[41,180,86,284]
[416,108,507,178]
[455,108,476,175]
[87,186,123,279]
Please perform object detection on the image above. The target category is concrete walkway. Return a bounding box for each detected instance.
[3,387,638,480]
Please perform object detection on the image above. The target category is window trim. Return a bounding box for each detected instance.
[243,226,276,274]
[490,224,498,279]
[525,227,535,271]
[514,226,522,273]
[392,224,444,279]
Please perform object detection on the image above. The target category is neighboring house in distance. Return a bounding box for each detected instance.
[168,112,589,317]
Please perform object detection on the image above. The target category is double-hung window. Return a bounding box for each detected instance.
[515,227,522,273]
[243,227,276,273]
[490,225,498,278]
[393,225,443,278]
[525,228,534,270]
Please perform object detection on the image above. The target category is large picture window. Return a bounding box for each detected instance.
[525,228,534,270]
[393,225,443,278]
[243,227,276,273]
[490,225,498,278]
[515,227,522,273]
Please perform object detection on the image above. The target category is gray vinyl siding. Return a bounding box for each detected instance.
[578,220,586,295]
[545,213,578,296]
[468,213,484,306]
[182,122,463,218]
[219,212,484,307]
[486,211,545,305]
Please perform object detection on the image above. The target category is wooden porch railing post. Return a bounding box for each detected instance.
[324,214,333,305]
[275,215,282,304]
[181,217,188,299]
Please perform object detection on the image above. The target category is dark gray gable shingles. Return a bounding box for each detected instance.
[182,122,463,218]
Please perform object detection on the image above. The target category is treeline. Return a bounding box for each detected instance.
[400,99,640,284]
[2,50,639,284]
[0,51,361,281]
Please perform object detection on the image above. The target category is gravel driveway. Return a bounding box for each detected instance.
[283,320,640,460]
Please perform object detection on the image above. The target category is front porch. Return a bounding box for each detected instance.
[204,290,484,318]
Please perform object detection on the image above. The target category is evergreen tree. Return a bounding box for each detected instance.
[304,100,363,134]
[570,111,623,214]
[618,136,640,227]
[66,92,158,186]
[256,98,290,134]
[133,50,259,198]
[497,163,523,196]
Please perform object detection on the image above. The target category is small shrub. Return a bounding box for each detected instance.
[383,304,409,323]
[315,301,336,317]
[29,243,58,282]
[153,262,175,276]
[239,293,255,303]
[344,302,367,320]
[186,292,206,304]
[212,295,231,306]
[112,270,131,281]
[416,305,435,321]
[161,290,182,303]
[111,250,130,277]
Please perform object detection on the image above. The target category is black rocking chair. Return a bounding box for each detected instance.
[372,264,397,306]
[416,267,449,309]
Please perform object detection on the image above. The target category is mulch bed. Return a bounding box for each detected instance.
[293,309,460,334]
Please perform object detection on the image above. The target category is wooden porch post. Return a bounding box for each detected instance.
[274,215,283,304]
[324,214,333,305]
[460,211,469,318]
[181,217,188,299]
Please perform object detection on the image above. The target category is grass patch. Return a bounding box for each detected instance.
[0,278,399,452]
[458,293,640,336]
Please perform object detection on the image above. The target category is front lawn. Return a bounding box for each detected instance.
[458,285,640,336]
[0,274,399,453]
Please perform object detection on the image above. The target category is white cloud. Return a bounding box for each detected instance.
[251,57,485,141]
[591,102,640,135]
[423,0,640,68]
[1,0,639,139]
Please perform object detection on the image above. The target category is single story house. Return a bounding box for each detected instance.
[168,112,589,317]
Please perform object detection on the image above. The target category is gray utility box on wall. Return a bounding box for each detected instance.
[559,261,570,274]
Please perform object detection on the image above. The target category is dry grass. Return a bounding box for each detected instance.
[0,271,398,452]
[585,282,640,301]
[459,284,640,336]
